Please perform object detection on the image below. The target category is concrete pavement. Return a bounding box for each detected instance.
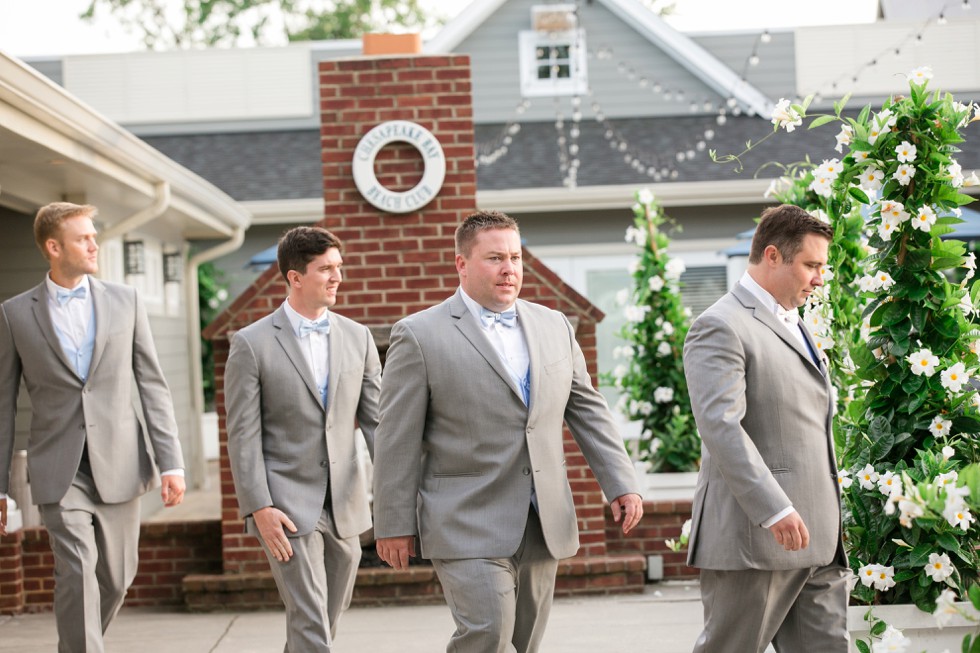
[0,581,705,652]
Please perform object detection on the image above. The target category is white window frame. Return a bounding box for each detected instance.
[518,28,588,98]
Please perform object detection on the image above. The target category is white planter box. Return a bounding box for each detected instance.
[641,471,699,501]
[847,602,978,652]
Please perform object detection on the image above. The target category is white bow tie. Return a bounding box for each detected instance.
[775,304,799,327]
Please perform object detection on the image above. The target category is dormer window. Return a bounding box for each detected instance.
[519,5,588,97]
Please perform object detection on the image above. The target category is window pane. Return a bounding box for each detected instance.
[537,65,551,80]
[556,64,570,79]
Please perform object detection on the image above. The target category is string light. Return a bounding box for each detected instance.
[475,99,529,168]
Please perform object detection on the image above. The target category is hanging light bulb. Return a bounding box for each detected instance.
[726,96,738,108]
[963,0,971,10]
[760,30,771,44]
[749,54,760,66]
[938,12,947,24]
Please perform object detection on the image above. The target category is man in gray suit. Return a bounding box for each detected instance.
[225,226,381,652]
[683,204,848,653]
[373,210,643,653]
[0,202,185,653]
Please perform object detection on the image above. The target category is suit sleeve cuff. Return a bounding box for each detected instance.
[761,506,795,528]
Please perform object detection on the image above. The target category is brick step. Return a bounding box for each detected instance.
[183,553,646,612]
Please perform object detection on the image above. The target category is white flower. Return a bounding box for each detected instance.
[837,470,853,489]
[929,415,952,438]
[875,271,895,291]
[877,218,898,241]
[944,501,975,530]
[818,265,834,283]
[625,226,647,247]
[664,257,686,280]
[809,208,830,223]
[813,334,834,353]
[907,349,939,376]
[809,175,833,198]
[877,471,902,497]
[880,200,910,223]
[611,364,628,381]
[649,275,665,292]
[627,260,640,274]
[859,166,884,191]
[872,625,910,652]
[908,66,933,84]
[816,158,843,180]
[636,188,655,206]
[616,288,630,306]
[857,563,880,587]
[859,274,881,293]
[613,345,634,360]
[947,161,965,188]
[803,308,828,333]
[834,124,853,153]
[895,140,917,163]
[624,305,650,322]
[657,341,672,357]
[936,471,958,487]
[875,108,898,129]
[941,362,968,393]
[650,437,662,452]
[893,163,915,186]
[771,98,803,132]
[960,294,975,316]
[653,386,674,403]
[942,445,955,461]
[872,565,896,592]
[681,518,691,538]
[858,464,879,490]
[934,588,960,628]
[662,322,675,336]
[911,205,936,232]
[854,150,869,162]
[965,252,977,281]
[898,497,924,527]
[965,171,980,187]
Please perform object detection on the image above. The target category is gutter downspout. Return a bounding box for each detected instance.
[184,226,245,490]
[98,181,171,243]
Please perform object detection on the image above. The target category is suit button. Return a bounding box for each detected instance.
[320,460,328,468]
[522,467,530,475]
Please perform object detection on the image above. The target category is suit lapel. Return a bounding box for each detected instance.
[272,307,324,410]
[87,277,110,379]
[325,313,343,414]
[732,284,821,374]
[516,300,541,419]
[29,282,79,379]
[450,291,525,404]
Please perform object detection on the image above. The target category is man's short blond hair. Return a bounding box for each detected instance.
[34,202,98,259]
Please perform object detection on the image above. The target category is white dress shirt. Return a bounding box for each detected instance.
[283,299,331,404]
[459,288,530,399]
[738,272,795,528]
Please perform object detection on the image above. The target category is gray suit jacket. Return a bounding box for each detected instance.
[373,290,638,561]
[0,277,184,505]
[683,283,845,570]
[225,305,381,539]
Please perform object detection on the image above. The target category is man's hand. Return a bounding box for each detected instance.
[769,511,810,551]
[160,475,186,507]
[610,493,644,535]
[377,536,416,570]
[0,497,6,536]
[253,506,298,562]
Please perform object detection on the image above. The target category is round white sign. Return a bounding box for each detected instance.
[352,120,446,214]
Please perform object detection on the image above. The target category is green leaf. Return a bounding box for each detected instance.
[834,92,852,116]
[809,114,837,129]
[848,187,871,205]
[935,530,962,552]
[870,620,887,637]
[854,640,871,653]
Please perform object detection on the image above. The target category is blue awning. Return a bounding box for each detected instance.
[248,244,278,267]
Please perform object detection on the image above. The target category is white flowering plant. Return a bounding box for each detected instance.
[716,68,980,624]
[603,189,701,472]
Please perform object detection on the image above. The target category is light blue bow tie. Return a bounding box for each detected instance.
[299,318,330,337]
[480,307,517,328]
[56,286,87,306]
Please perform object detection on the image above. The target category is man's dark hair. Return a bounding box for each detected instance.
[749,204,834,264]
[455,209,520,257]
[277,226,343,282]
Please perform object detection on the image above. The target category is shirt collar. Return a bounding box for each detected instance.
[282,299,329,338]
[46,273,91,303]
[738,271,784,317]
[459,287,516,328]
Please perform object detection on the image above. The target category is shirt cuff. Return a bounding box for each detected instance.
[160,469,185,477]
[762,506,795,528]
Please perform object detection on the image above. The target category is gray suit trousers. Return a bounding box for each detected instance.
[38,470,140,653]
[431,508,559,653]
[693,564,849,653]
[252,508,361,652]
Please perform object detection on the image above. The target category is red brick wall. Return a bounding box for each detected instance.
[605,500,697,580]
[0,521,222,615]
